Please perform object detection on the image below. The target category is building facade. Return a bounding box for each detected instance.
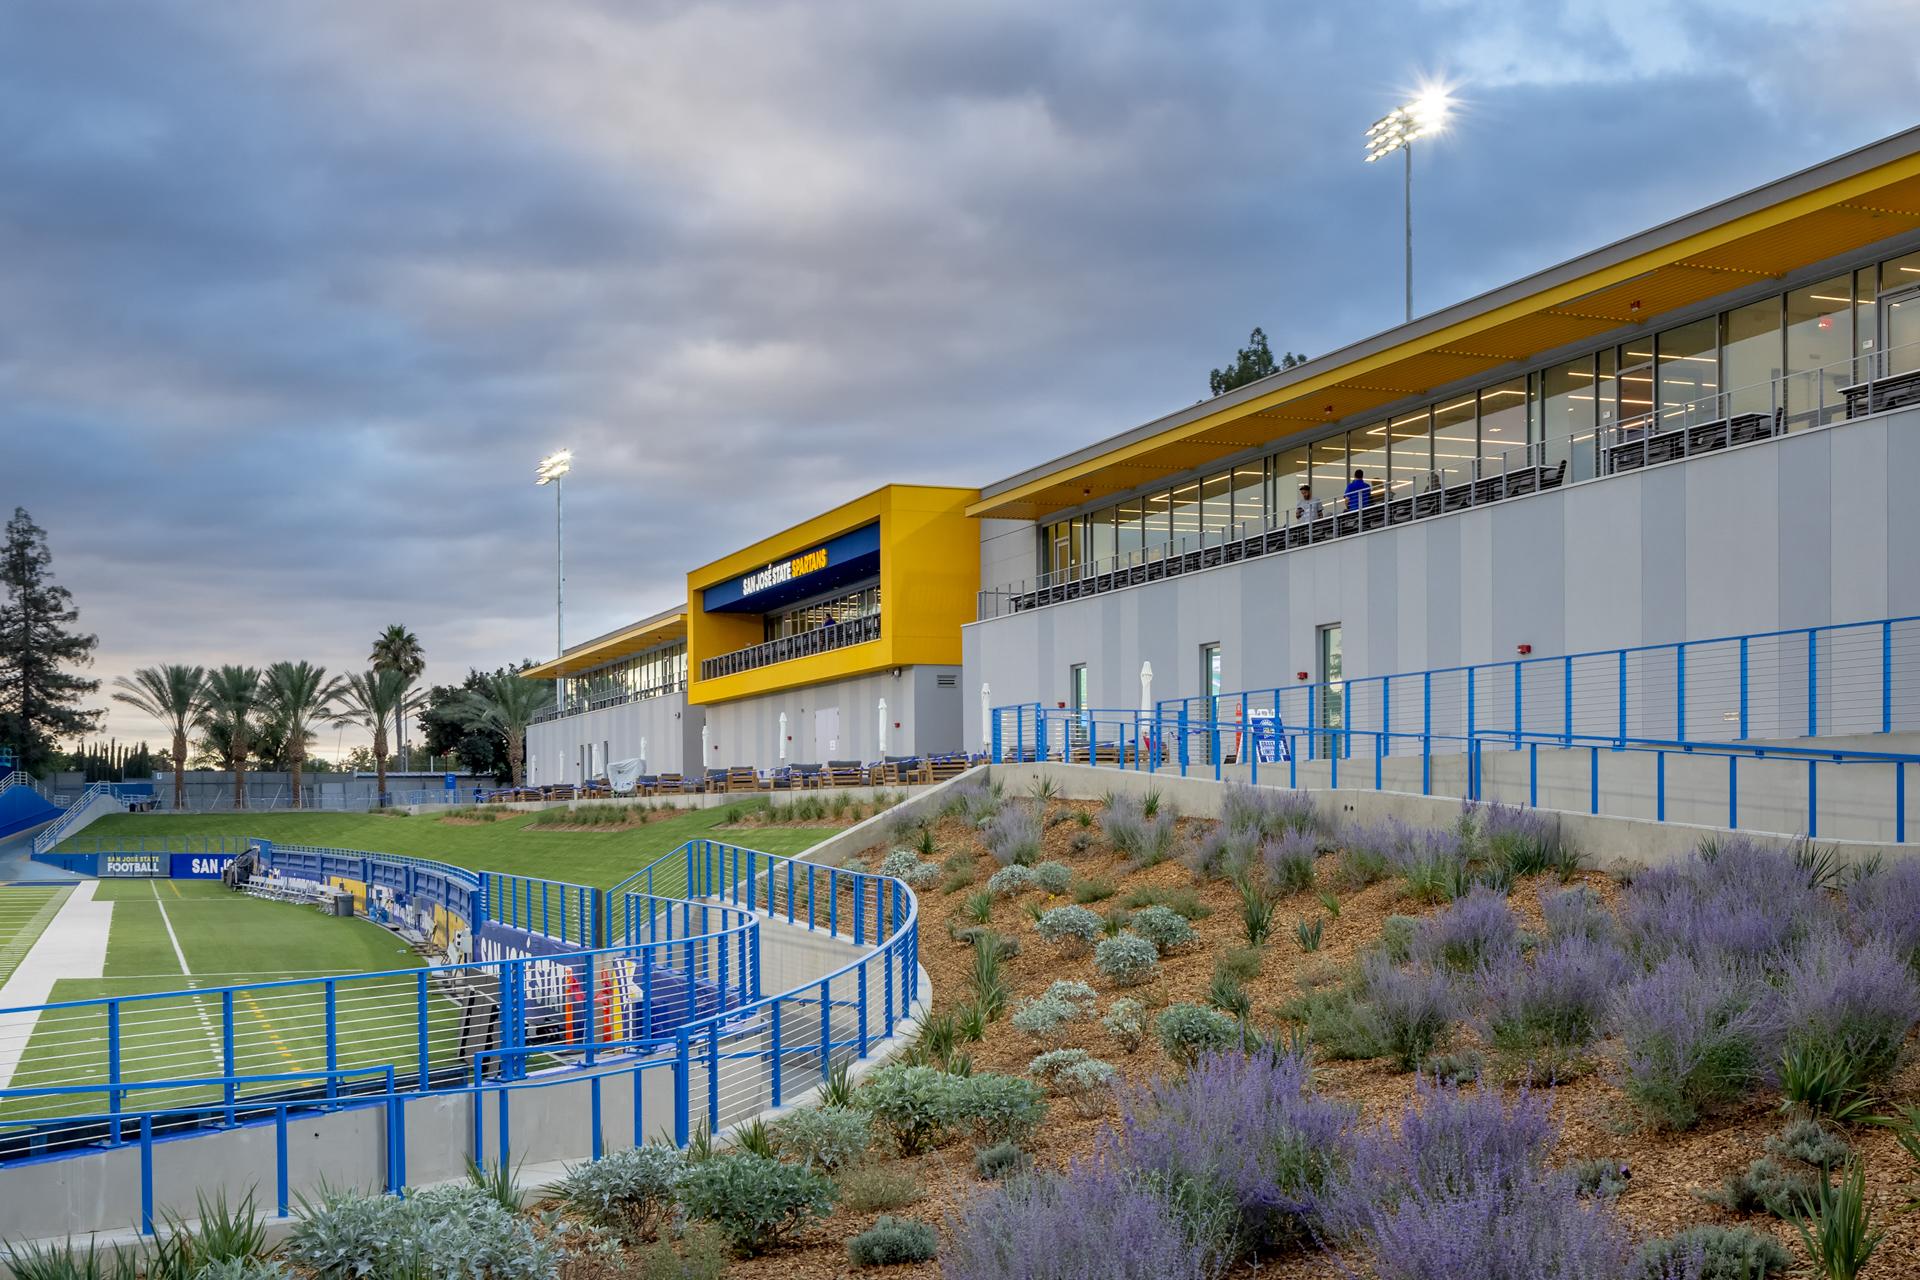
[962,128,1920,748]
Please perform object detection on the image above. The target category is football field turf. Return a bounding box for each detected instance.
[62,805,837,889]
[1,880,454,1123]
[0,886,71,988]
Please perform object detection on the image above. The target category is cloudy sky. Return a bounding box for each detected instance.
[3,0,1916,756]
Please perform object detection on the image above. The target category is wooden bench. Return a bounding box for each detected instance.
[926,756,970,783]
[724,766,759,792]
[825,760,866,788]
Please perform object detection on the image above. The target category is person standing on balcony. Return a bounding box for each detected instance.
[1294,483,1322,522]
[1345,469,1372,510]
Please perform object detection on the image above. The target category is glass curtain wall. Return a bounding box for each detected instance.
[765,584,881,639]
[1033,248,1920,578]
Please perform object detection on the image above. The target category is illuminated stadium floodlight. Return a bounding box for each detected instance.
[535,450,573,714]
[1365,87,1453,323]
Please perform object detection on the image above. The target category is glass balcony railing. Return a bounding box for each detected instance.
[699,613,882,681]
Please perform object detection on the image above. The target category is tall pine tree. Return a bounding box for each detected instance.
[0,508,102,774]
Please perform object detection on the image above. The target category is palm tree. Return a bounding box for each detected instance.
[198,666,263,809]
[370,625,425,769]
[331,668,413,806]
[458,673,551,788]
[262,661,344,810]
[109,665,206,811]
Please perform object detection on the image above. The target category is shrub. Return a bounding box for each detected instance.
[878,849,920,879]
[1029,1048,1117,1115]
[1101,794,1179,867]
[951,1072,1048,1146]
[838,1165,923,1211]
[858,1063,961,1153]
[1472,801,1577,879]
[1778,929,1920,1091]
[1540,885,1615,944]
[1010,981,1097,1043]
[1260,830,1318,896]
[1221,782,1322,839]
[1388,824,1469,905]
[1206,969,1252,1021]
[942,1161,1226,1280]
[1030,860,1072,893]
[1425,1049,1484,1085]
[675,1152,835,1255]
[846,1216,938,1267]
[1615,953,1779,1130]
[1846,857,1920,971]
[1102,997,1149,1053]
[1094,931,1160,986]
[1568,1156,1630,1198]
[1335,821,1398,888]
[190,1261,286,1280]
[961,889,994,923]
[1620,839,1831,967]
[1187,824,1259,881]
[1293,916,1324,953]
[285,1186,558,1280]
[1277,981,1380,1061]
[1634,1225,1791,1280]
[1377,913,1420,963]
[1127,904,1196,952]
[1035,904,1102,951]
[986,863,1036,896]
[554,1142,686,1237]
[1120,1045,1355,1258]
[1357,956,1458,1071]
[1410,886,1521,972]
[1072,876,1116,903]
[983,805,1043,866]
[973,1140,1033,1180]
[1329,1081,1627,1280]
[768,1104,871,1172]
[1154,1003,1241,1066]
[1770,1118,1851,1170]
[1708,1156,1822,1219]
[1480,934,1630,1077]
[1217,946,1262,982]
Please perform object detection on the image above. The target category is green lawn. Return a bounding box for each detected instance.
[0,885,70,987]
[3,880,453,1122]
[62,807,839,889]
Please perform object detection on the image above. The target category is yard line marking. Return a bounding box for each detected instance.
[237,990,302,1067]
[150,881,224,1067]
[0,881,111,1090]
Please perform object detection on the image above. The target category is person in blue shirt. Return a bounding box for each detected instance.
[1345,469,1372,510]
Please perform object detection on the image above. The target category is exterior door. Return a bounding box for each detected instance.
[1318,624,1344,759]
[1201,643,1223,761]
[1069,664,1089,757]
[1882,285,1920,377]
[813,707,840,761]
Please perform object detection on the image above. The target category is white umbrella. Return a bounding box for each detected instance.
[777,713,788,761]
[1139,661,1154,765]
[980,682,992,753]
[877,699,889,756]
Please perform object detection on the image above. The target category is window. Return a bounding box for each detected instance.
[1615,343,1654,427]
[1271,446,1310,520]
[1722,297,1782,419]
[1477,377,1529,469]
[1317,624,1343,759]
[1348,422,1389,504]
[1310,436,1347,507]
[1655,316,1718,428]
[1431,393,1476,486]
[1201,643,1222,700]
[1199,471,1233,537]
[1141,490,1173,557]
[1540,356,1597,481]
[1230,464,1266,535]
[1115,497,1145,558]
[1388,407,1431,498]
[1087,506,1117,565]
[1069,664,1088,712]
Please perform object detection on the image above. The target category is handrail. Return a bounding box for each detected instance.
[698,612,881,681]
[30,782,116,853]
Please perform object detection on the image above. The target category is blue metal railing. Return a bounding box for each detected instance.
[995,706,1916,842]
[0,834,921,1237]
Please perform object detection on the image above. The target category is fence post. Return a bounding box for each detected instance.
[139,1112,155,1235]
[819,977,833,1079]
[1676,644,1687,740]
[1738,637,1750,739]
[1178,705,1189,776]
[707,1023,720,1134]
[1589,746,1599,814]
[222,989,237,1123]
[1617,650,1627,744]
[324,979,339,1097]
[674,1029,691,1148]
[770,996,784,1108]
[275,1105,289,1216]
[1728,756,1738,830]
[1807,630,1818,737]
[1883,621,1894,734]
[1563,656,1573,746]
[1528,743,1538,808]
[1656,751,1666,822]
[1513,660,1522,746]
[108,1001,123,1141]
[857,960,870,1058]
[1807,759,1818,837]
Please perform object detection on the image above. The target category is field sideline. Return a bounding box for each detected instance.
[61,805,840,889]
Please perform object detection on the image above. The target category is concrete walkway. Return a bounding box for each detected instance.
[0,879,112,1089]
[0,825,81,884]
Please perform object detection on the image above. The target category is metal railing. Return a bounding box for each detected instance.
[981,337,1920,618]
[532,680,688,727]
[1140,614,1920,763]
[0,835,920,1238]
[698,613,882,681]
[996,708,1916,842]
[29,783,123,853]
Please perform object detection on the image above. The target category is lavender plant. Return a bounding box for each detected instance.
[1846,858,1920,971]
[1100,794,1179,867]
[1220,782,1322,840]
[1620,839,1832,968]
[1409,886,1520,973]
[983,806,1044,866]
[1358,955,1459,1070]
[1118,1046,1356,1260]
[941,1160,1229,1280]
[1614,953,1781,1130]
[1480,934,1630,1078]
[1540,885,1616,945]
[1259,830,1319,896]
[1778,929,1920,1097]
[1471,800,1577,879]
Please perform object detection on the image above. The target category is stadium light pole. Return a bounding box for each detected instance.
[535,449,573,713]
[1365,88,1452,322]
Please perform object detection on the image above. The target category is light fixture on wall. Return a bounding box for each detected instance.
[1516,643,1533,656]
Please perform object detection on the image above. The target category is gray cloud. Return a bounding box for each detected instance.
[2,0,1914,750]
